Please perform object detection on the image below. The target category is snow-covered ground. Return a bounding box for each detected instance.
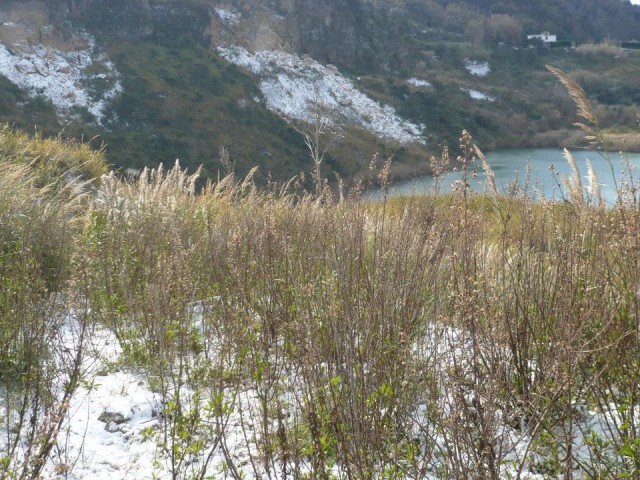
[0,312,631,479]
[217,45,425,145]
[0,29,121,123]
[57,371,158,479]
[465,59,490,76]
[407,77,432,88]
[0,318,247,480]
[465,88,496,101]
[214,7,242,26]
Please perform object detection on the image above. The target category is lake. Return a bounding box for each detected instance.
[379,148,640,205]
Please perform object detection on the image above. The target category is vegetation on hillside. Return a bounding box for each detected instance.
[0,0,637,184]
[406,0,640,44]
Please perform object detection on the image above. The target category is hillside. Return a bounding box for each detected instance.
[0,0,638,183]
[409,0,640,44]
[3,5,640,476]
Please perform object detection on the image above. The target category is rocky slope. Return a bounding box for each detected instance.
[0,2,121,120]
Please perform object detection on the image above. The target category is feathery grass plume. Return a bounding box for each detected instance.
[429,145,450,194]
[212,172,237,198]
[546,66,598,137]
[241,166,259,193]
[334,171,345,203]
[96,161,203,225]
[548,65,622,202]
[142,161,200,206]
[218,145,234,178]
[563,148,585,206]
[474,145,498,197]
[585,158,603,207]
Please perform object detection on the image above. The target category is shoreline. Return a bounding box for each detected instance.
[493,130,640,154]
[379,130,640,186]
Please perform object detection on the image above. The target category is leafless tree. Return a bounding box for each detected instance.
[293,87,339,197]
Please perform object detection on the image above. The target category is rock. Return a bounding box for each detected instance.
[15,60,36,74]
[34,60,49,77]
[105,421,120,433]
[98,411,128,424]
[99,410,130,433]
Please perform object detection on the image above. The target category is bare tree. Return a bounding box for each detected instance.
[294,87,339,197]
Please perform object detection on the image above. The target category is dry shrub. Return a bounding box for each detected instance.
[576,41,624,57]
[72,140,640,478]
[0,152,93,479]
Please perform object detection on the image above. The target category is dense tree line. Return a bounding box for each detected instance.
[406,0,640,42]
[275,0,640,70]
[43,0,640,71]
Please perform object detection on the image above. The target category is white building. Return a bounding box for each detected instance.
[527,32,557,44]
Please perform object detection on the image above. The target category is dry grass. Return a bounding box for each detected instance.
[576,41,624,57]
[0,147,93,480]
[2,67,640,477]
[602,132,640,152]
[0,124,107,189]
[74,152,640,478]
[1,148,640,477]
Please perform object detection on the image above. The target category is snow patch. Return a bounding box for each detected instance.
[0,313,632,478]
[465,88,496,101]
[407,77,431,88]
[465,59,490,76]
[58,371,159,479]
[214,7,242,26]
[217,45,424,145]
[0,33,122,123]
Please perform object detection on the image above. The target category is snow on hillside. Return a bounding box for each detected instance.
[0,31,121,123]
[465,59,490,76]
[214,7,242,25]
[217,45,425,145]
[407,78,432,88]
[466,88,496,101]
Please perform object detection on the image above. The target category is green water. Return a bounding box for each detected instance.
[380,148,640,205]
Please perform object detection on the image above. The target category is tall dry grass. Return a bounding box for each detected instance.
[0,151,96,479]
[575,41,624,57]
[77,148,640,478]
[3,66,640,478]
